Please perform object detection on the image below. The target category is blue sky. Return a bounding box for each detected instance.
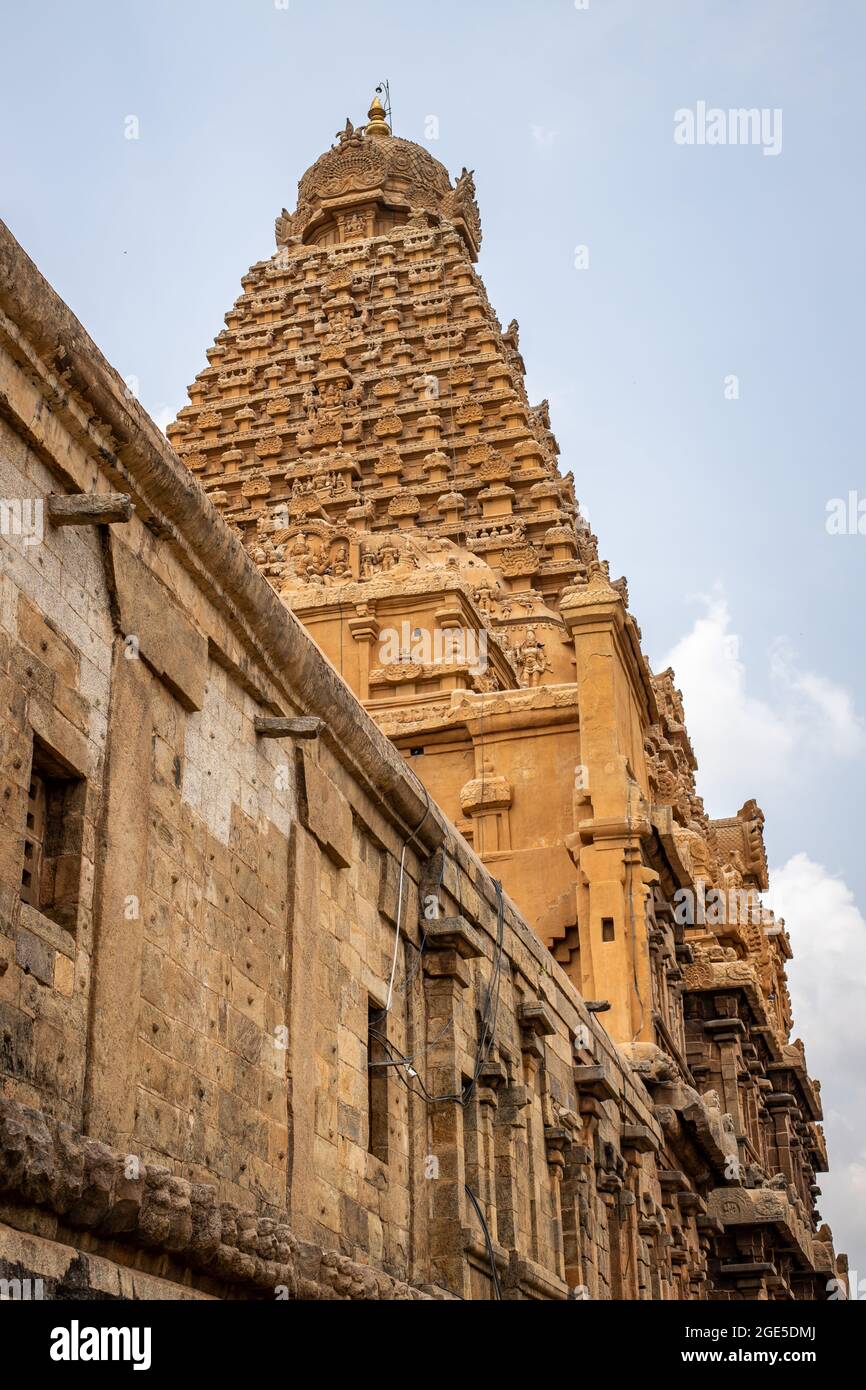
[2,0,864,1285]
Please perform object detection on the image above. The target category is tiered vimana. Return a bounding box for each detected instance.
[169,98,608,970]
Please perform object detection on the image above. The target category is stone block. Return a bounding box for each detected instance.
[298,754,353,869]
[107,535,207,712]
[0,1001,33,1079]
[16,595,79,689]
[15,926,54,987]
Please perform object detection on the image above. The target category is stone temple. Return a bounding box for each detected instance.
[0,96,845,1300]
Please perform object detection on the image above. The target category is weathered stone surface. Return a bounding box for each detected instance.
[254,716,322,740]
[47,493,133,527]
[107,534,208,712]
[15,927,55,986]
[297,753,353,868]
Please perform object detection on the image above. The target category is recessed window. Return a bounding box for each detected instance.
[20,738,84,931]
[367,998,389,1164]
[602,918,616,943]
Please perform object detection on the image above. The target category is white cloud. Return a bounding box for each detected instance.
[767,854,866,1284]
[771,647,866,758]
[661,590,865,814]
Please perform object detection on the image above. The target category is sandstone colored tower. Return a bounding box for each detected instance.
[167,99,834,1280]
[169,98,781,1037]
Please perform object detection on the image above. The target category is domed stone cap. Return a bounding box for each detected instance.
[275,97,482,259]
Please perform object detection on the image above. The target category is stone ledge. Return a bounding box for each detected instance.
[0,1220,215,1300]
[705,1185,818,1273]
[518,1001,556,1038]
[424,915,484,959]
[0,1096,446,1300]
[572,1060,620,1103]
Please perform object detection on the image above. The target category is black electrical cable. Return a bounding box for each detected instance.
[464,1183,502,1300]
[369,875,506,1108]
[387,834,447,1002]
[368,860,506,1100]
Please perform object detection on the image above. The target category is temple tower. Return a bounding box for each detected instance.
[167,100,794,1057]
